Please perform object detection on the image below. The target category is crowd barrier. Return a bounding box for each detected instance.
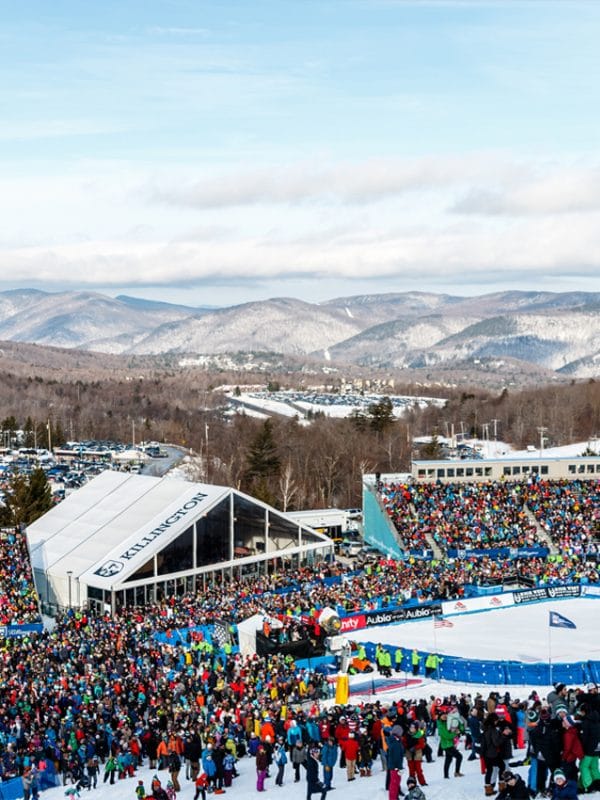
[0,760,60,799]
[357,640,600,687]
[0,623,44,638]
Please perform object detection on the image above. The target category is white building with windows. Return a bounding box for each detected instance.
[26,471,333,615]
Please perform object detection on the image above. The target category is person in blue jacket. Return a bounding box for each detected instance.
[321,737,338,790]
[551,768,578,800]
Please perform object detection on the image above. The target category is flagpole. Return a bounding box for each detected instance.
[548,615,552,687]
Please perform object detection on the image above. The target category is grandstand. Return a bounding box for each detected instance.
[363,469,599,561]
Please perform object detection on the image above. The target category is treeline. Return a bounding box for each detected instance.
[0,367,598,509]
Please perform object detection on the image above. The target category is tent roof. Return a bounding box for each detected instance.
[27,471,333,591]
[27,471,229,588]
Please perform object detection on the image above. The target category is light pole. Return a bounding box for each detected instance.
[537,426,548,459]
[67,570,72,610]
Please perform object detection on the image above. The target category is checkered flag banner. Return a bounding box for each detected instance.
[212,619,231,648]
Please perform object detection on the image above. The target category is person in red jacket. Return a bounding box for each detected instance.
[341,732,361,781]
[559,714,584,783]
[260,716,275,742]
[335,717,350,769]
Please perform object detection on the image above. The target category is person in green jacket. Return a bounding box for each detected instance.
[425,652,442,678]
[381,648,392,677]
[103,755,117,785]
[437,711,464,780]
[394,648,404,673]
[411,649,422,676]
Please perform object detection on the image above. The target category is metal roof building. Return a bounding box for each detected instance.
[26,471,333,615]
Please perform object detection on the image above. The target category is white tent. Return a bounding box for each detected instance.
[236,613,265,657]
[27,471,333,614]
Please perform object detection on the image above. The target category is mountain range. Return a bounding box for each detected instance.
[0,288,598,378]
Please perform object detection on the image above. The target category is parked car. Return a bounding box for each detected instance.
[340,539,364,557]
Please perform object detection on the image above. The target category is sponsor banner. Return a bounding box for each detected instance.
[340,615,366,633]
[0,623,43,638]
[582,584,600,598]
[513,585,581,605]
[442,593,514,616]
[447,546,549,561]
[364,604,442,627]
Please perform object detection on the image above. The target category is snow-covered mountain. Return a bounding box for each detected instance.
[0,288,598,378]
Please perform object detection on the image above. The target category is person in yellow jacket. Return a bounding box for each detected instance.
[411,649,422,676]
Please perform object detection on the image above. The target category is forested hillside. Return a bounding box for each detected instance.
[0,345,598,510]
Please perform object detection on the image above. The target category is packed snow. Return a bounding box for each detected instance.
[351,598,600,663]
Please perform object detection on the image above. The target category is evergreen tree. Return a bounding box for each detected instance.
[23,416,36,448]
[26,467,54,522]
[0,467,53,528]
[421,433,443,459]
[367,396,395,434]
[244,420,281,505]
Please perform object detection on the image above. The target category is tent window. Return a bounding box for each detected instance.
[234,495,266,558]
[197,498,230,566]
[268,513,300,551]
[157,524,194,576]
[124,557,155,583]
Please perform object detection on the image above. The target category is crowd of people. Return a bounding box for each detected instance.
[0,597,597,800]
[0,474,597,800]
[521,480,600,556]
[1,542,599,638]
[0,527,41,624]
[379,478,600,555]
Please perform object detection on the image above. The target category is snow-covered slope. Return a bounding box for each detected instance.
[0,289,598,377]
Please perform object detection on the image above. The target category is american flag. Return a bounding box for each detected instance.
[434,616,454,629]
[212,620,231,648]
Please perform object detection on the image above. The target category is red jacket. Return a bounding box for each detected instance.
[341,737,360,761]
[562,726,584,763]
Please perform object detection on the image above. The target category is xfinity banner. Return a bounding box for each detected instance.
[513,585,581,605]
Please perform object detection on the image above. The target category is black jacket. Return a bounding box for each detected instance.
[497,776,531,800]
[580,708,600,756]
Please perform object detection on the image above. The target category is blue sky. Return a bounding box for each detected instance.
[1,0,600,306]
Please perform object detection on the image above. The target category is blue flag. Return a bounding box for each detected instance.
[549,611,576,629]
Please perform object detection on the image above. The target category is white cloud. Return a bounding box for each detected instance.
[148,155,510,208]
[2,208,599,291]
[2,153,600,299]
[451,165,600,216]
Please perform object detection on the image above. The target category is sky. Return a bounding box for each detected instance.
[1,0,600,307]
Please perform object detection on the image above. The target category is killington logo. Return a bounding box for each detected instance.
[94,560,124,578]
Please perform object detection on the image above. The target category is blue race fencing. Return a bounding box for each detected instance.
[358,641,600,685]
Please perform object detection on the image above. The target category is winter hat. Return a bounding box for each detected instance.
[406,778,416,786]
[554,683,566,694]
[553,769,566,783]
[502,771,515,782]
[554,703,568,716]
[526,709,539,724]
[586,683,598,692]
[391,726,403,738]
